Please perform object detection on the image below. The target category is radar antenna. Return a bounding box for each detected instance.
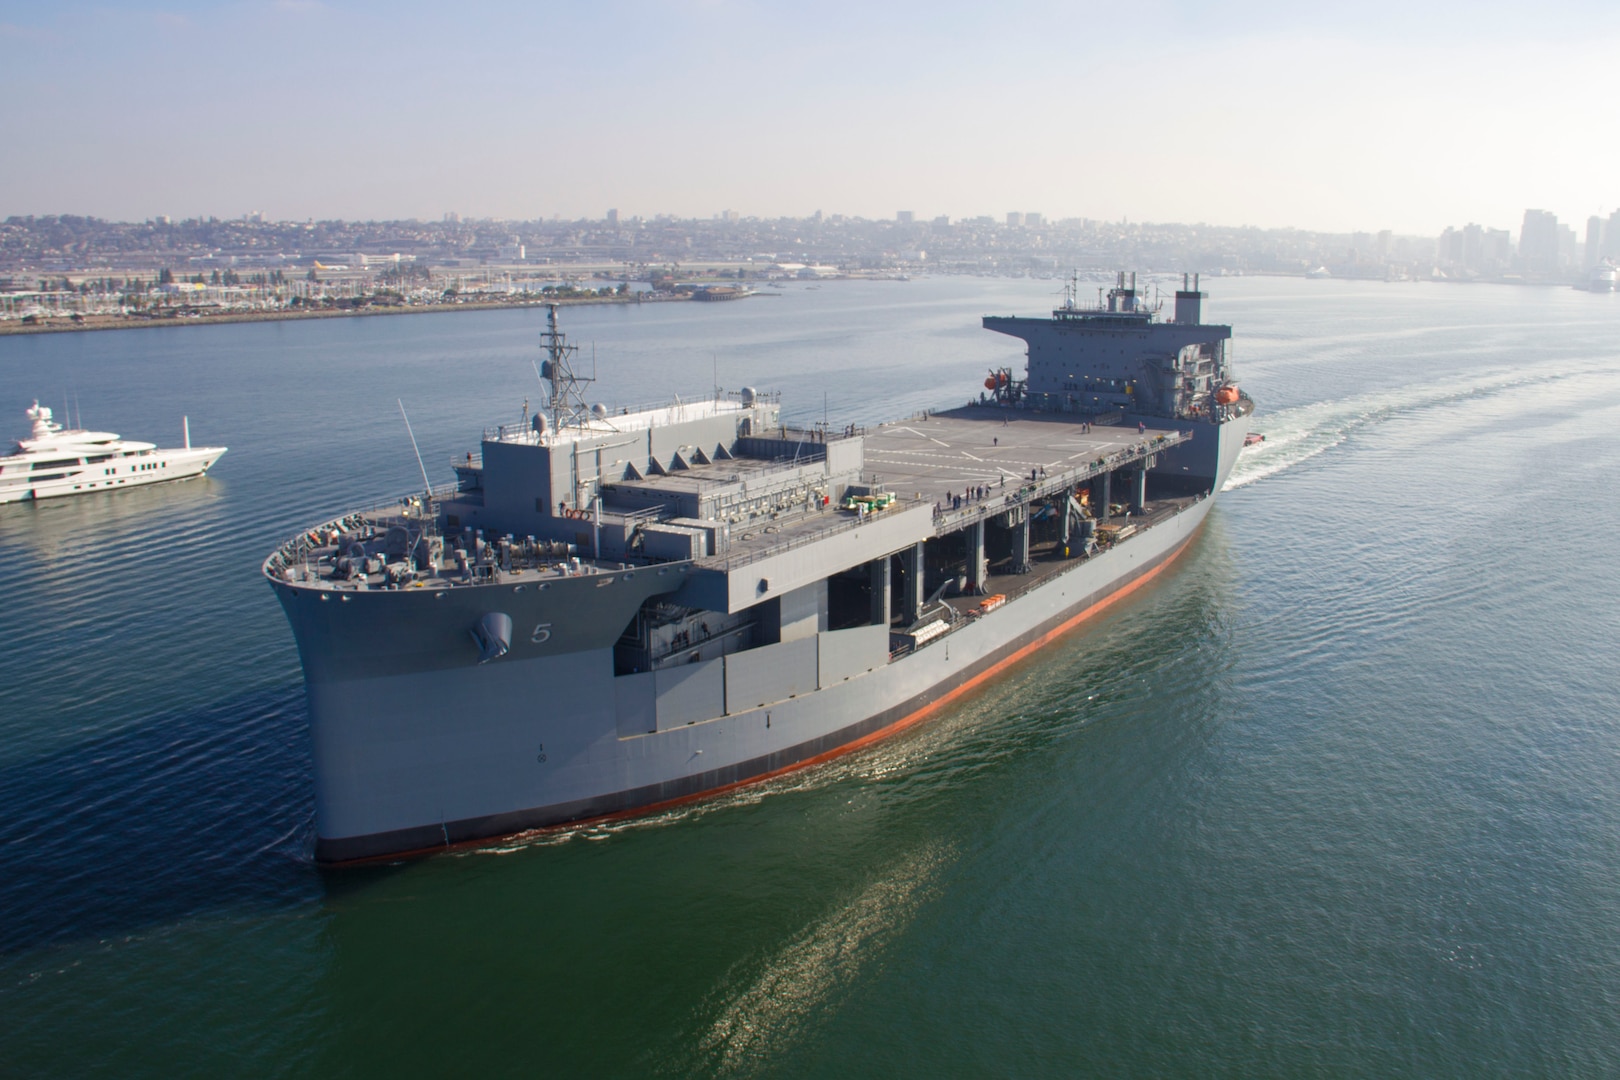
[539,304,594,433]
[1063,270,1080,311]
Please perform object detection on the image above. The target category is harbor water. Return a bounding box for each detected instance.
[3,276,1619,1076]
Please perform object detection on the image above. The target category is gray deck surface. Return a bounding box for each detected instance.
[863,407,1175,506]
[284,410,1190,590]
[686,408,1185,568]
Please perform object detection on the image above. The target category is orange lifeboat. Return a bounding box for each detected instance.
[1214,385,1240,405]
[985,376,999,390]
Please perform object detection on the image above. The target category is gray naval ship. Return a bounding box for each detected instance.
[265,274,1252,863]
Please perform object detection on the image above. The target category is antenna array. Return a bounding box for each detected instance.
[539,304,594,433]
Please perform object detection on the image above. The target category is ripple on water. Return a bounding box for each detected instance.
[6,279,1620,1076]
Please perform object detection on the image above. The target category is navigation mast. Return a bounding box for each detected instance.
[539,304,593,434]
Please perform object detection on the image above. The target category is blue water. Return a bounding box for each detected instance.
[3,277,1619,1076]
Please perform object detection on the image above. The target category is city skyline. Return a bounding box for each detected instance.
[4,1,1619,235]
[6,203,1603,286]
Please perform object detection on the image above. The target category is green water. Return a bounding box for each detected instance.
[4,277,1620,1076]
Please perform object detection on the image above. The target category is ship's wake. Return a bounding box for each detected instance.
[1223,362,1601,491]
[692,838,954,1077]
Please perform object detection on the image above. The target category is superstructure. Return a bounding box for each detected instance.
[265,280,1251,863]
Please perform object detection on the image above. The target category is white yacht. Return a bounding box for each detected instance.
[0,401,226,505]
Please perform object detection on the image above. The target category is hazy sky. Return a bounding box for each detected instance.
[4,1,1618,235]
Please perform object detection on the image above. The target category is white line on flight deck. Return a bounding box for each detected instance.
[896,426,952,448]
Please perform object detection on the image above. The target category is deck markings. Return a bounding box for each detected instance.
[895,425,953,448]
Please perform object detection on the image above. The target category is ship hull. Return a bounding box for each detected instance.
[282,418,1245,864]
[311,500,1208,863]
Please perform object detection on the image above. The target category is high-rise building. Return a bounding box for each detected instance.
[1024,212,1043,227]
[896,210,914,224]
[1586,216,1604,267]
[1519,209,1560,273]
[1439,227,1464,267]
[1006,212,1024,227]
[1558,224,1578,268]
[606,208,619,227]
[1438,222,1514,275]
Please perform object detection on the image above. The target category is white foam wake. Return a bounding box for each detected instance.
[699,839,953,1075]
[1222,363,1594,491]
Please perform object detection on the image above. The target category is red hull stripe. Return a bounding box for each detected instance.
[331,532,1197,866]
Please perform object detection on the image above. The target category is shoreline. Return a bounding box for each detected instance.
[0,292,698,337]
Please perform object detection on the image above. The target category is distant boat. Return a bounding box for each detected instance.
[0,401,226,505]
[1590,264,1617,293]
[1305,266,1331,280]
[691,286,754,302]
